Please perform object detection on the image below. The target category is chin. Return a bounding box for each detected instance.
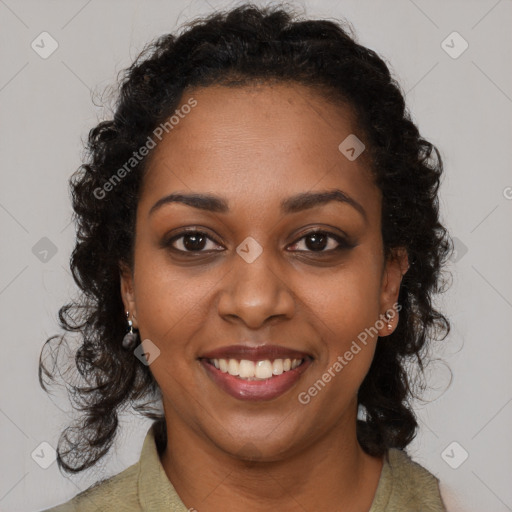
[205,418,309,463]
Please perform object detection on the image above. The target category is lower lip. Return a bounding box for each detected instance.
[200,358,312,401]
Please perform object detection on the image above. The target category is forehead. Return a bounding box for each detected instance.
[140,83,378,215]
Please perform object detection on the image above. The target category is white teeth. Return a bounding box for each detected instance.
[272,359,283,375]
[239,360,255,378]
[209,358,303,380]
[255,360,273,379]
[227,358,239,375]
[219,358,228,373]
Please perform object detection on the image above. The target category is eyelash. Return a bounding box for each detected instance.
[164,228,353,255]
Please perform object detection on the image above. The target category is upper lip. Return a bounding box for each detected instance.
[200,344,312,361]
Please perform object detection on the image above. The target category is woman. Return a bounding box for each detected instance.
[40,3,452,511]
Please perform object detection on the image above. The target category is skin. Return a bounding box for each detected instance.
[121,82,409,511]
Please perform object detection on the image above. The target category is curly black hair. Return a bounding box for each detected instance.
[39,2,452,474]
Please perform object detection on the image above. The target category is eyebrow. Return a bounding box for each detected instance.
[149,189,367,221]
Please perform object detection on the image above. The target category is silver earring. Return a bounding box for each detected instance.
[385,312,393,331]
[122,311,138,350]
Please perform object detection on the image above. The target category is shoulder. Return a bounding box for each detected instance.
[40,462,141,512]
[389,448,441,487]
[40,420,178,512]
[371,448,446,512]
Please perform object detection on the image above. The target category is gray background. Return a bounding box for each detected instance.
[1,0,511,510]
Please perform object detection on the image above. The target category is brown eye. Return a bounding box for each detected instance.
[303,232,329,251]
[288,230,353,253]
[166,231,223,253]
[180,232,207,251]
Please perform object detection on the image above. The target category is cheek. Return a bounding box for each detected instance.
[132,263,209,397]
[301,253,383,382]
[308,257,382,332]
[132,250,219,350]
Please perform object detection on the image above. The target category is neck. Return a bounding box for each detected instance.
[159,403,383,512]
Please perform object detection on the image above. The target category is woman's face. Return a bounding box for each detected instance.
[121,83,407,460]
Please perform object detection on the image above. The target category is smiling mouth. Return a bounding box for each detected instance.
[206,357,305,380]
[201,357,312,401]
[198,344,313,401]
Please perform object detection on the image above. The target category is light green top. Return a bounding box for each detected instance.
[42,422,446,511]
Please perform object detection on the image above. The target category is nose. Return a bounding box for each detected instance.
[217,246,296,329]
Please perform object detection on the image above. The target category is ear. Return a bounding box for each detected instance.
[120,262,138,329]
[378,247,409,336]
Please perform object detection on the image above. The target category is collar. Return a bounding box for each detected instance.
[137,421,189,511]
[135,422,407,512]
